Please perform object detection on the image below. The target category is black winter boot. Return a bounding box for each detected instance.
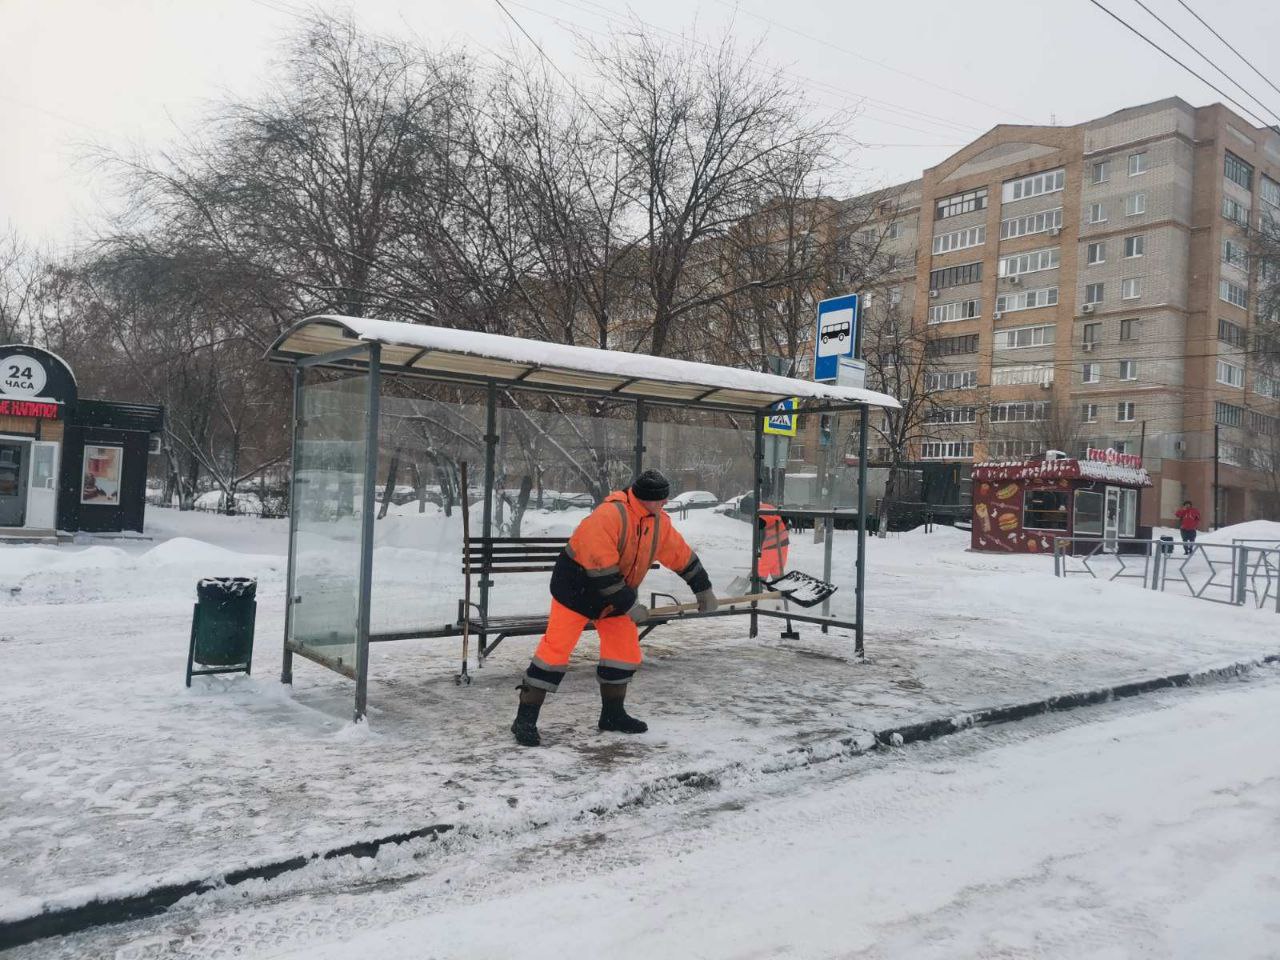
[598,682,648,734]
[512,683,546,747]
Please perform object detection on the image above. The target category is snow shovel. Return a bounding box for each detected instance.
[648,570,837,617]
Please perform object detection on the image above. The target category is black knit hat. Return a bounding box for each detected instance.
[631,469,670,501]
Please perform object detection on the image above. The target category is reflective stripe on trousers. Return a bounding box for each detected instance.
[523,597,642,691]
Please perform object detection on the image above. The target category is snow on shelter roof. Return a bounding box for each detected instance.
[267,316,901,413]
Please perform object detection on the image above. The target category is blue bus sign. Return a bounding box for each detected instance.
[814,293,859,382]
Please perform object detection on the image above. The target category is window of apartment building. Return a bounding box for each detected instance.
[1256,374,1280,400]
[1218,318,1246,348]
[1000,206,1063,240]
[1083,322,1101,345]
[990,439,1045,460]
[889,286,903,305]
[925,406,978,424]
[998,288,1061,315]
[1121,278,1141,300]
[1125,193,1146,216]
[1250,410,1279,436]
[1002,168,1065,203]
[885,220,902,240]
[1116,401,1136,422]
[932,224,985,255]
[1082,402,1099,422]
[990,400,1050,423]
[1124,235,1145,258]
[928,298,982,325]
[1082,362,1101,384]
[998,247,1060,277]
[924,333,980,357]
[994,324,1055,349]
[1224,151,1253,190]
[1119,359,1138,380]
[1262,174,1280,211]
[1112,440,1134,455]
[929,261,983,290]
[925,369,978,391]
[1085,282,1104,304]
[1086,241,1106,265]
[1088,202,1107,224]
[1091,160,1110,184]
[1219,279,1248,309]
[992,363,1054,386]
[1215,400,1243,427]
[1222,237,1247,269]
[1120,318,1139,341]
[936,188,988,220]
[1216,358,1245,387]
[1222,196,1250,226]
[921,440,975,460]
[1218,442,1247,467]
[1128,152,1148,176]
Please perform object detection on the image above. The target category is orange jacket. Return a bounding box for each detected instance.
[756,501,790,578]
[551,489,711,618]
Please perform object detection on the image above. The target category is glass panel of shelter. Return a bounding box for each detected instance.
[288,368,371,674]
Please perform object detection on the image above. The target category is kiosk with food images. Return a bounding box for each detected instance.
[0,344,163,539]
[970,449,1152,554]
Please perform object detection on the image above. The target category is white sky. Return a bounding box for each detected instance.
[3,0,1280,249]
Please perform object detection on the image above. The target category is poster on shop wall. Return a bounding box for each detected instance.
[81,445,123,506]
[971,477,1070,554]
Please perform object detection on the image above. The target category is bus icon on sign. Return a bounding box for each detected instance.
[820,318,850,343]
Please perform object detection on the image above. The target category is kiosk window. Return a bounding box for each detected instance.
[1074,490,1104,536]
[1025,488,1069,530]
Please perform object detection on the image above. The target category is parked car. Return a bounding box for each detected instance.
[713,493,750,515]
[664,490,720,513]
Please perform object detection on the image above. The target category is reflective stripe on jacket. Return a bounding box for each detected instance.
[551,489,711,619]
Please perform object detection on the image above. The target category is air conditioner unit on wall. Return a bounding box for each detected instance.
[1082,341,1095,351]
[993,311,1003,320]
[1174,440,1187,453]
[1009,275,1021,285]
[1039,382,1053,390]
[929,289,940,298]
[1048,227,1061,236]
[1081,303,1095,313]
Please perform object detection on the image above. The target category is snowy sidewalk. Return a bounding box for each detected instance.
[2,513,1277,922]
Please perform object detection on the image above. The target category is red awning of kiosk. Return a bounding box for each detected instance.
[267,315,901,414]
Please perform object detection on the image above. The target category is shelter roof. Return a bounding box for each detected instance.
[267,316,901,413]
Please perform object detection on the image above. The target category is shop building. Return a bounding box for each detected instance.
[971,449,1152,554]
[0,345,162,540]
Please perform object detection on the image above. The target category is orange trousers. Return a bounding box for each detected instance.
[523,598,642,692]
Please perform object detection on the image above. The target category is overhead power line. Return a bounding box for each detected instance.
[1127,0,1280,127]
[1173,0,1280,106]
[1085,0,1274,130]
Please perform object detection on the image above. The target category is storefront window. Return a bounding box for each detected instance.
[81,445,123,506]
[1024,488,1070,530]
[1074,489,1104,536]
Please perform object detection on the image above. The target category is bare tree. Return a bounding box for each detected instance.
[0,225,39,343]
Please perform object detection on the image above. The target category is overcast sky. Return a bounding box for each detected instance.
[3,0,1279,249]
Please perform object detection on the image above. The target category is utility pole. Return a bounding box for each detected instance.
[1213,423,1221,531]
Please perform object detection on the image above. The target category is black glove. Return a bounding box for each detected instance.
[628,603,649,624]
[695,589,718,613]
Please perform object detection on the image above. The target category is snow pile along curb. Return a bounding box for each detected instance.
[3,653,1277,952]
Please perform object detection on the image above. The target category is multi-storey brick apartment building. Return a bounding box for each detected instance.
[835,97,1280,527]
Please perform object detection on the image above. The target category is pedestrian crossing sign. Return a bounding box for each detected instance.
[763,398,798,436]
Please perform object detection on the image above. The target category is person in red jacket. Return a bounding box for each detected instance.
[512,470,717,747]
[1174,499,1201,555]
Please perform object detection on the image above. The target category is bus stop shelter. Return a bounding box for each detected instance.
[267,316,900,721]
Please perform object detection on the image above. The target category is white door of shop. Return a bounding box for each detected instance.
[1103,485,1121,553]
[25,441,59,529]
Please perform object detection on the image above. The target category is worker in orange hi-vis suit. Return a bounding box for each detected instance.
[512,470,717,747]
[741,495,790,579]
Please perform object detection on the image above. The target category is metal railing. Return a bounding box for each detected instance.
[1053,536,1280,613]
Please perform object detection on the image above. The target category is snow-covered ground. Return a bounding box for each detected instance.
[2,507,1278,955]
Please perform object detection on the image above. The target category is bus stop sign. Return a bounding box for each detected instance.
[814,294,859,382]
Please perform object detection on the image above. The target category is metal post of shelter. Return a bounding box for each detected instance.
[354,343,381,722]
[479,382,499,658]
[750,412,764,639]
[281,364,302,685]
[634,399,646,477]
[855,403,869,656]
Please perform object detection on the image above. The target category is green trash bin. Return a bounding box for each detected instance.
[185,577,257,687]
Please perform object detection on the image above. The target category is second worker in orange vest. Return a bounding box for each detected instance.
[741,495,790,579]
[512,470,717,747]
